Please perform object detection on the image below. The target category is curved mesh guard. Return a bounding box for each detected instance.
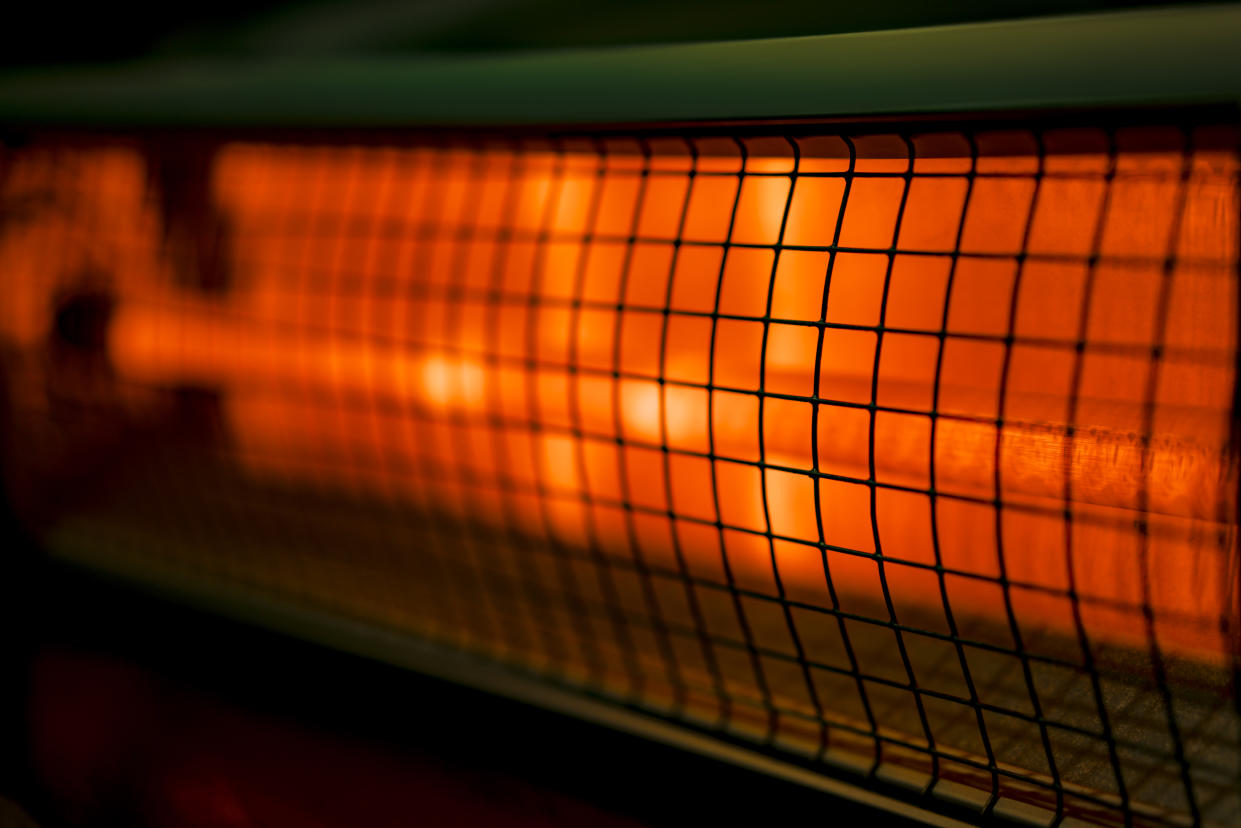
[2,117,1239,826]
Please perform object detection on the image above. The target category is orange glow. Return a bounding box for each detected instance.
[3,133,1240,816]
[41,136,1233,664]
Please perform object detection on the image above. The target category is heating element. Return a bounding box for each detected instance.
[2,7,1240,828]
[3,115,1239,827]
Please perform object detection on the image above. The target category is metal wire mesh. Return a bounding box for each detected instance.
[2,115,1239,827]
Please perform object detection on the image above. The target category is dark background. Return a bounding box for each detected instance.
[1,1,1192,67]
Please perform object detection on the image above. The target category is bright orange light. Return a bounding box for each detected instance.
[52,136,1227,664]
[3,133,1240,817]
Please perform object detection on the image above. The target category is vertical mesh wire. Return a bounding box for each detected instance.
[2,117,1240,827]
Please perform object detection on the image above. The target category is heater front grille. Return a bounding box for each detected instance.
[2,116,1239,826]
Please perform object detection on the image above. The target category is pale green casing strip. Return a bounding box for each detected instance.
[0,4,1238,127]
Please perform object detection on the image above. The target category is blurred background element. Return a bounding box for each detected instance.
[2,1,1189,67]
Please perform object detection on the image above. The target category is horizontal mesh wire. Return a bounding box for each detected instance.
[2,119,1240,826]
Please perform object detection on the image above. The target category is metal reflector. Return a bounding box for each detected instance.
[2,118,1239,826]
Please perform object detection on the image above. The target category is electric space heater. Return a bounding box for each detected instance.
[1,6,1239,826]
